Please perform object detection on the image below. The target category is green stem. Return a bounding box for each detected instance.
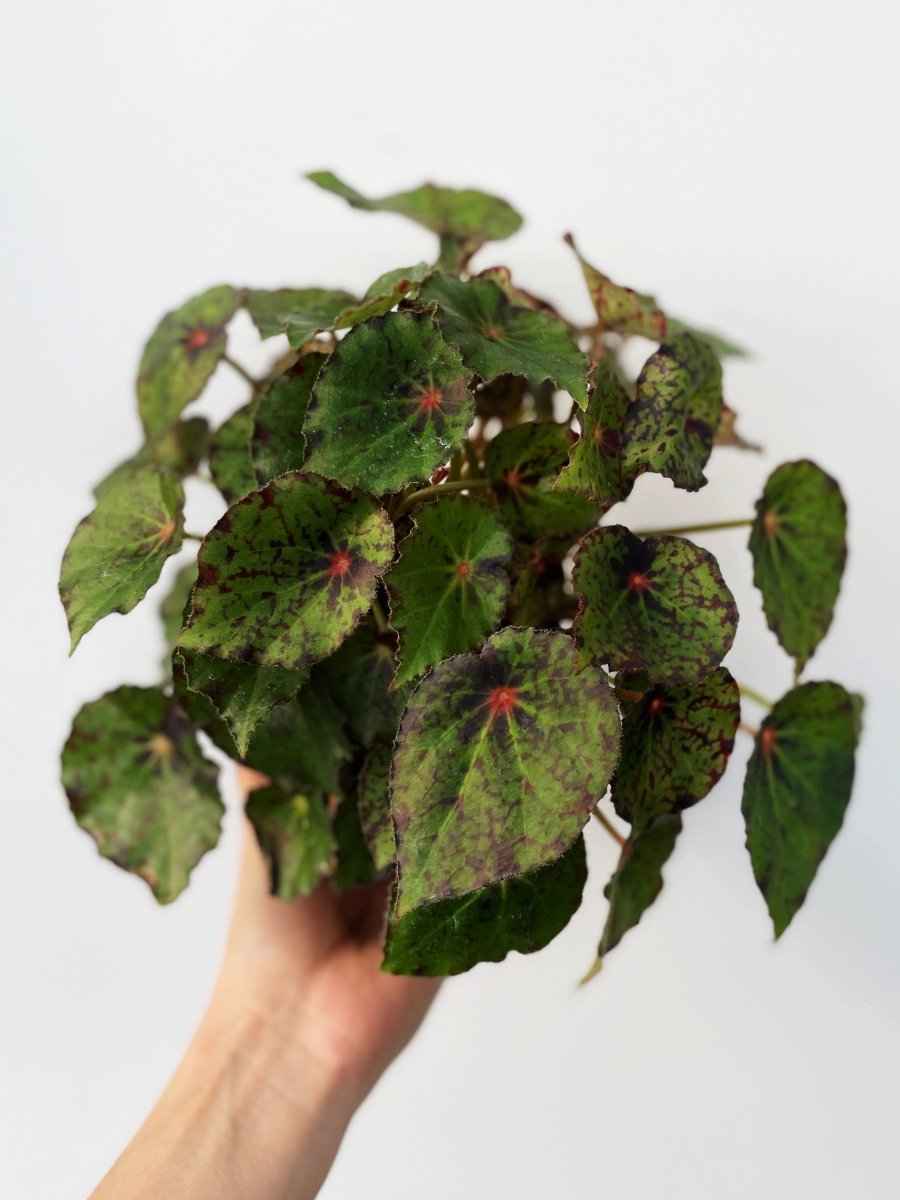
[222,353,262,391]
[183,531,206,542]
[370,598,391,635]
[631,517,753,537]
[739,684,774,710]
[592,807,627,848]
[394,477,491,519]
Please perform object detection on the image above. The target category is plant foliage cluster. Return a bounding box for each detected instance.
[59,174,862,976]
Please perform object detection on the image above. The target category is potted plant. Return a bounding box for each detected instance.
[58,173,861,978]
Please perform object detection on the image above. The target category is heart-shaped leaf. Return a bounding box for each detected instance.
[251,353,326,486]
[244,287,355,347]
[612,668,740,824]
[386,496,513,686]
[742,681,862,937]
[596,812,682,961]
[392,626,620,916]
[555,360,634,506]
[419,273,589,407]
[179,472,394,670]
[357,741,395,872]
[573,526,738,685]
[61,467,184,652]
[138,285,241,437]
[621,332,724,491]
[565,233,667,339]
[749,460,847,673]
[304,310,473,494]
[333,263,430,328]
[209,402,258,503]
[62,686,222,903]
[246,784,335,899]
[94,417,209,500]
[384,837,587,977]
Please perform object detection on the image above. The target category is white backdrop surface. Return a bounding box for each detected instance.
[2,2,899,1197]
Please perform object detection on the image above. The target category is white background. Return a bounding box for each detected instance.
[2,2,899,1196]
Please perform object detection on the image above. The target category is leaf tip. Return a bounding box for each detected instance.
[579,954,604,986]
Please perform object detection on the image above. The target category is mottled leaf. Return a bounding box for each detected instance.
[251,353,326,485]
[178,649,307,756]
[209,402,258,503]
[555,360,634,506]
[333,263,430,328]
[384,837,587,977]
[573,526,738,685]
[742,681,862,937]
[314,622,404,749]
[621,333,724,491]
[138,285,241,437]
[244,287,355,347]
[419,273,589,407]
[61,686,222,903]
[304,310,473,494]
[243,683,352,796]
[179,473,394,670]
[505,538,572,627]
[386,497,512,686]
[246,784,334,899]
[612,668,740,823]
[472,265,562,315]
[61,467,184,652]
[666,316,746,358]
[597,813,682,958]
[565,233,667,340]
[158,561,197,666]
[715,404,761,451]
[357,742,395,871]
[749,460,847,673]
[94,417,209,499]
[392,627,620,916]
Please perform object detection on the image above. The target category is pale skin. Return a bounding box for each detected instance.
[91,768,442,1199]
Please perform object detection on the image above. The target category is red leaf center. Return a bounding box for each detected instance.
[326,549,353,580]
[455,560,472,580]
[418,386,443,413]
[185,327,211,351]
[627,571,652,593]
[486,686,519,718]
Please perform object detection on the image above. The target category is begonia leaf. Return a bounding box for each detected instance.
[573,526,738,685]
[244,287,355,347]
[94,417,209,500]
[138,285,241,437]
[246,784,335,899]
[314,622,404,749]
[357,742,395,872]
[565,233,667,340]
[666,316,746,357]
[333,263,430,328]
[242,684,352,796]
[597,812,682,959]
[383,837,587,976]
[159,561,197,665]
[304,310,473,494]
[333,788,382,889]
[749,460,847,673]
[386,496,513,686]
[555,360,634,507]
[621,332,724,491]
[209,402,258,503]
[742,681,862,937]
[392,626,620,916]
[62,686,222,903]
[178,473,394,670]
[505,538,572,628]
[61,467,184,652]
[251,353,326,485]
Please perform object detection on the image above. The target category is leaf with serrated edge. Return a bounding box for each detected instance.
[598,813,682,958]
[384,837,587,976]
[392,626,620,916]
[749,460,847,673]
[386,497,513,686]
[573,526,738,685]
[159,561,197,669]
[621,333,723,491]
[61,467,184,652]
[304,310,473,494]
[179,472,394,670]
[209,402,258,503]
[419,273,589,407]
[246,784,334,899]
[742,681,862,937]
[333,263,430,328]
[62,686,222,903]
[357,742,395,871]
[555,360,634,506]
[565,233,667,340]
[251,353,325,486]
[94,417,209,500]
[314,622,406,749]
[244,287,355,347]
[138,285,241,438]
[612,668,739,824]
[484,422,599,541]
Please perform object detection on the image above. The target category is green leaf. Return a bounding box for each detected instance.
[61,686,222,903]
[357,742,395,872]
[565,233,667,340]
[333,263,430,328]
[138,285,241,438]
[94,417,210,499]
[612,668,740,824]
[484,422,599,541]
[392,626,620,916]
[304,310,474,494]
[158,560,197,667]
[177,649,307,757]
[384,837,587,977]
[666,316,747,358]
[306,171,522,262]
[555,360,634,507]
[314,622,405,749]
[333,787,381,889]
[251,353,326,485]
[61,467,185,652]
[419,273,589,407]
[244,287,355,347]
[209,402,258,503]
[742,681,862,937]
[178,472,394,670]
[386,496,513,686]
[505,538,572,627]
[246,784,335,899]
[597,813,682,958]
[749,460,847,673]
[621,332,724,491]
[573,526,738,685]
[240,682,353,797]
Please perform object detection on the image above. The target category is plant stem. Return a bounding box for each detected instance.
[394,477,491,519]
[739,684,774,710]
[183,531,205,542]
[630,517,753,537]
[614,687,646,704]
[592,807,627,848]
[739,720,759,738]
[370,598,391,635]
[222,353,262,390]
